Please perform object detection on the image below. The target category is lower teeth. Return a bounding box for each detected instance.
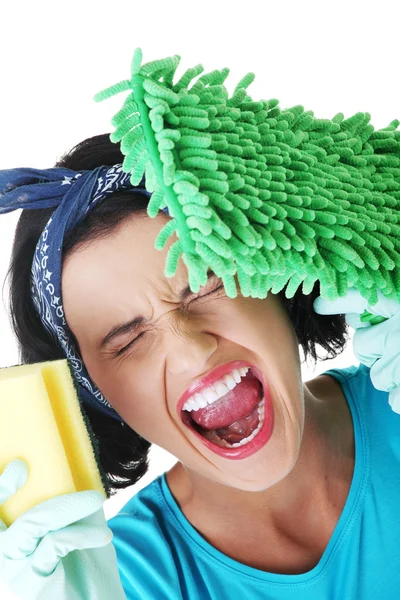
[217,396,265,448]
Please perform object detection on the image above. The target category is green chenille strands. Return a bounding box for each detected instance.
[94,48,400,308]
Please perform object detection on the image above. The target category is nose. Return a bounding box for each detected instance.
[166,318,218,376]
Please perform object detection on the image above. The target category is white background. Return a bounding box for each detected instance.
[1,0,398,597]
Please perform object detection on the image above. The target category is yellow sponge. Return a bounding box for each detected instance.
[0,358,109,527]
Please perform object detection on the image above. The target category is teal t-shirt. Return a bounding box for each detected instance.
[108,363,400,599]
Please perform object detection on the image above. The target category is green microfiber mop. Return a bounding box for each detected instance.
[94,48,400,326]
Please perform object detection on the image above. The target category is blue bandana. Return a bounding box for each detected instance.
[0,163,168,422]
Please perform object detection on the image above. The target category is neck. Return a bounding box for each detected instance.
[166,380,355,544]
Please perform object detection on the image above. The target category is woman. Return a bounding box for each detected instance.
[4,133,398,599]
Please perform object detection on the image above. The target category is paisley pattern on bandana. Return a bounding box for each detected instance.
[31,213,106,409]
[0,163,167,421]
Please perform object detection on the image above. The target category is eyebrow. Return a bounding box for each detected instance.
[99,269,215,351]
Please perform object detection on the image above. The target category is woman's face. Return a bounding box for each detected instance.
[62,212,305,492]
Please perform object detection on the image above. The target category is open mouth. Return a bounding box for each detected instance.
[181,368,266,449]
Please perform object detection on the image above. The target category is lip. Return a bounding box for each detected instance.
[179,360,275,460]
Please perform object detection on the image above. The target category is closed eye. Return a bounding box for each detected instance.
[115,281,225,357]
[191,282,224,301]
[114,331,146,357]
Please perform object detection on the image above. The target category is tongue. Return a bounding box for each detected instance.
[190,371,262,430]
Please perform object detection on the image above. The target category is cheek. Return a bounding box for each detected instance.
[221,299,271,337]
[223,297,299,359]
[83,354,160,424]
[109,376,163,440]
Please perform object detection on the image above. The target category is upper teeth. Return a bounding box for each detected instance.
[183,367,250,412]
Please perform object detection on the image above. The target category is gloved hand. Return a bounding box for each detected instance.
[0,458,127,600]
[313,287,400,414]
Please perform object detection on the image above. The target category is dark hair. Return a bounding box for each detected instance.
[3,133,349,494]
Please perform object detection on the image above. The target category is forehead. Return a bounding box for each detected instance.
[61,213,184,331]
[64,212,176,282]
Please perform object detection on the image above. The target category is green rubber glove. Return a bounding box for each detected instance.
[313,287,400,414]
[0,458,127,600]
